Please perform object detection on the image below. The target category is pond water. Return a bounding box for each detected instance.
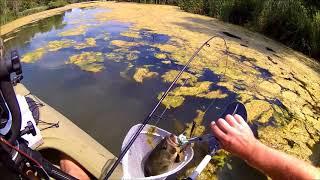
[3,8,237,155]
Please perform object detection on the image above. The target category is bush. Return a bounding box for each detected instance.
[310,12,320,58]
[48,0,69,9]
[178,0,205,14]
[18,6,48,17]
[211,0,260,25]
[257,0,311,52]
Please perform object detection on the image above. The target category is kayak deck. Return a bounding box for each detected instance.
[14,83,122,179]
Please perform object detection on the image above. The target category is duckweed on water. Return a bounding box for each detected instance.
[120,30,141,39]
[157,93,185,109]
[74,38,96,49]
[66,51,104,72]
[172,81,212,97]
[59,25,87,37]
[133,67,158,83]
[154,53,167,59]
[161,70,198,86]
[110,40,142,48]
[47,39,76,51]
[21,48,46,63]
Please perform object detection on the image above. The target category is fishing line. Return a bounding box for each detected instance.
[104,36,228,179]
[153,78,190,126]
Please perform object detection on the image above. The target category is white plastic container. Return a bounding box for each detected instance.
[121,124,194,180]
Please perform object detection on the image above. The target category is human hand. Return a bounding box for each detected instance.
[211,114,259,161]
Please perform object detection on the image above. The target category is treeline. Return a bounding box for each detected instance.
[0,0,90,25]
[117,0,320,60]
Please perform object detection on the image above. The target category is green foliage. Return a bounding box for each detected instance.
[257,0,311,55]
[48,0,69,9]
[178,0,204,14]
[310,12,320,58]
[208,0,260,25]
[18,6,48,17]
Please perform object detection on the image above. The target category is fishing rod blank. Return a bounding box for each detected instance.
[104,36,227,179]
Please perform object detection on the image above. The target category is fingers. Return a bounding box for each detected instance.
[225,114,240,127]
[234,114,250,128]
[211,121,228,141]
[216,118,232,133]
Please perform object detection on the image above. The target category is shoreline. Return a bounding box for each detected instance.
[0,1,108,36]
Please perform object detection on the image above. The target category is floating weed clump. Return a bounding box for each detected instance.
[59,25,87,37]
[47,39,76,51]
[197,89,228,99]
[158,93,185,109]
[133,67,158,83]
[21,48,46,63]
[66,51,104,73]
[154,53,167,59]
[162,70,198,86]
[110,40,142,48]
[121,30,141,39]
[172,81,212,97]
[105,52,124,62]
[245,100,273,124]
[126,51,139,61]
[74,38,97,49]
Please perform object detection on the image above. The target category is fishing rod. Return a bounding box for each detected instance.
[104,36,228,179]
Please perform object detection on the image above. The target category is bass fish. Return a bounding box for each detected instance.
[144,134,187,177]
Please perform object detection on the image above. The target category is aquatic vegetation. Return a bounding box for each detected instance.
[121,30,141,39]
[59,25,87,36]
[245,100,273,124]
[162,70,198,86]
[21,48,46,63]
[66,51,104,73]
[172,81,212,97]
[154,53,167,59]
[74,38,96,49]
[110,40,142,48]
[47,39,76,51]
[158,93,185,109]
[197,90,228,99]
[105,52,125,62]
[133,67,158,83]
[126,51,139,61]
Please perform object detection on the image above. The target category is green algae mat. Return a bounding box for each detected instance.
[2,2,320,179]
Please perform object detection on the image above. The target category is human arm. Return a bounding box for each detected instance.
[211,114,320,180]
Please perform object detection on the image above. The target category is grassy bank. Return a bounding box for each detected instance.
[0,0,83,25]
